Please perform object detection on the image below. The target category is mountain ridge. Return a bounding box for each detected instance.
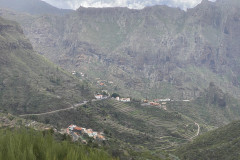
[0,0,239,100]
[0,0,73,15]
[0,16,93,115]
[175,120,240,160]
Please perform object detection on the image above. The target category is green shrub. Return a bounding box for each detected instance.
[111,93,120,98]
[0,128,116,160]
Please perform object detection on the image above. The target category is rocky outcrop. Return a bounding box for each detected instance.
[1,0,240,99]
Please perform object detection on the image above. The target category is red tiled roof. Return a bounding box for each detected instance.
[97,135,105,139]
[74,127,82,131]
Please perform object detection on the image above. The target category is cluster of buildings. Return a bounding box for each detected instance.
[79,72,85,77]
[95,94,108,100]
[95,93,131,102]
[96,79,114,87]
[72,71,76,75]
[142,99,169,110]
[95,94,131,102]
[95,90,109,100]
[97,80,107,86]
[149,102,161,106]
[154,98,171,102]
[115,97,131,102]
[71,71,85,77]
[143,98,171,104]
[67,125,105,141]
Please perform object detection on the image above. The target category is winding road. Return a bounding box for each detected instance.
[19,98,201,143]
[19,101,88,117]
[190,122,200,140]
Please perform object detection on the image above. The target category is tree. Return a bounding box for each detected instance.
[111,93,120,98]
[102,91,108,96]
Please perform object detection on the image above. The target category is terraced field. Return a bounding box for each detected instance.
[87,99,199,150]
[31,99,202,153]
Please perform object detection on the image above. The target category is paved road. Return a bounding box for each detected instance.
[190,122,200,140]
[19,101,88,117]
[19,97,111,117]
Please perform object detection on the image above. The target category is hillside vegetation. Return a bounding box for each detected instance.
[0,16,93,114]
[175,120,240,160]
[0,0,72,15]
[1,1,240,159]
[23,83,240,159]
[0,128,115,160]
[28,99,199,157]
[1,0,240,99]
[168,83,240,127]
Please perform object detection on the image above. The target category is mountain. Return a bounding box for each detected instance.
[33,98,198,159]
[0,127,115,160]
[1,0,239,100]
[0,16,92,115]
[168,82,240,127]
[175,120,240,160]
[1,2,240,158]
[0,0,72,15]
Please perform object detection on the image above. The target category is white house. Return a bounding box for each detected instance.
[120,98,131,102]
[72,71,76,75]
[93,132,98,137]
[95,95,103,99]
[159,98,171,102]
[68,125,76,131]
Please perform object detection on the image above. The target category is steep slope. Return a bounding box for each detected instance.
[175,120,240,160]
[0,0,72,15]
[0,111,166,160]
[1,0,240,100]
[0,128,115,160]
[31,99,201,155]
[0,16,93,115]
[168,83,240,127]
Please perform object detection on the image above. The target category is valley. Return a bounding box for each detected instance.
[0,0,240,159]
[19,101,89,117]
[1,0,240,100]
[0,16,93,115]
[175,120,240,160]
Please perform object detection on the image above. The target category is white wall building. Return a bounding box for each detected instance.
[95,95,103,99]
[68,125,76,131]
[120,98,131,102]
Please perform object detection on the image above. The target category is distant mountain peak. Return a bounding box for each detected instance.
[0,0,73,15]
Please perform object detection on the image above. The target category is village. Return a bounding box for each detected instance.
[72,71,85,77]
[141,98,191,110]
[93,89,191,111]
[94,90,131,102]
[141,99,169,110]
[66,124,106,143]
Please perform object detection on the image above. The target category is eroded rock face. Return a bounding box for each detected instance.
[1,0,240,99]
[0,17,93,114]
[0,19,33,50]
[0,0,72,15]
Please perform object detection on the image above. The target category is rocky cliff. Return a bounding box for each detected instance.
[1,0,239,99]
[0,16,92,114]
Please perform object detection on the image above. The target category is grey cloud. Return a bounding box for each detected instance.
[42,0,216,10]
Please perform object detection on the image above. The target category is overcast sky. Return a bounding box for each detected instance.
[41,0,216,11]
